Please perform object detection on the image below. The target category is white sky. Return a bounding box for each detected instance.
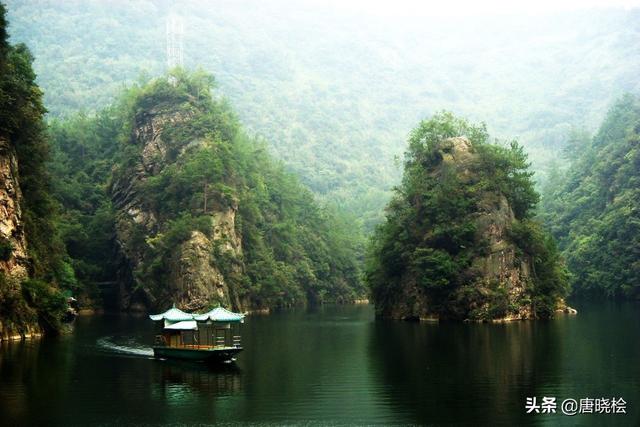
[310,0,640,17]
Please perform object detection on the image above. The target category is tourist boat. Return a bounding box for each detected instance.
[149,305,245,363]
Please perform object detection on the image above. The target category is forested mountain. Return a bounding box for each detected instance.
[0,4,70,339]
[50,68,365,311]
[542,95,640,299]
[1,0,638,328]
[5,0,640,227]
[366,113,569,320]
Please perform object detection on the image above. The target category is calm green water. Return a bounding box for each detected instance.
[1,301,639,426]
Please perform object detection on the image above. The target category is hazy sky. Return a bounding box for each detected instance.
[313,0,640,17]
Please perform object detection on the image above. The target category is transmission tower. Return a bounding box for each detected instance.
[166,12,184,84]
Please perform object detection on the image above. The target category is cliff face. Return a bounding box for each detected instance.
[0,138,41,340]
[369,118,570,321]
[111,106,244,312]
[49,72,364,314]
[167,206,243,312]
[471,194,533,319]
[380,137,534,320]
[0,138,28,278]
[1,6,89,338]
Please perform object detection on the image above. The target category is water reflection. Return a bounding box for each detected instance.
[0,335,76,424]
[234,305,396,423]
[1,302,639,425]
[154,359,242,401]
[368,318,563,425]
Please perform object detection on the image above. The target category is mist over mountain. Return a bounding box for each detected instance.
[5,1,640,226]
[2,3,640,423]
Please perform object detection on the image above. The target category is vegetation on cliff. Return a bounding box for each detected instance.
[366,113,569,320]
[541,94,640,299]
[0,4,70,336]
[5,1,639,229]
[50,69,365,310]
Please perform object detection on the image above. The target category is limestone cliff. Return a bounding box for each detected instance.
[111,105,243,312]
[369,123,569,321]
[0,138,28,279]
[0,138,41,340]
[53,72,363,313]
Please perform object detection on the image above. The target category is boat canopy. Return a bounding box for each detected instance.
[163,320,198,330]
[195,307,245,323]
[149,306,197,322]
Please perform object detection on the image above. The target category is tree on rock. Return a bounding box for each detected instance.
[366,112,569,321]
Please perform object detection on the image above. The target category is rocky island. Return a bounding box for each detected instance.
[109,84,246,312]
[1,51,366,337]
[366,113,570,321]
[89,70,364,313]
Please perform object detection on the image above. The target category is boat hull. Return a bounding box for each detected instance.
[153,346,243,362]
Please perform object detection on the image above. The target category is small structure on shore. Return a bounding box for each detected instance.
[149,305,244,363]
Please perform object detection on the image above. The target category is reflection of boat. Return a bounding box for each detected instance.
[149,305,244,363]
[155,358,243,400]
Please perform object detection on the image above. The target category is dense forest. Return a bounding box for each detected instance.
[50,68,365,311]
[0,4,69,337]
[1,0,639,339]
[366,113,569,320]
[542,94,640,299]
[2,2,640,426]
[5,0,640,228]
[0,1,365,336]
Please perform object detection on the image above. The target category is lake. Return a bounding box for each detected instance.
[1,301,639,426]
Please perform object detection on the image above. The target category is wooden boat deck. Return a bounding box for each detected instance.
[179,344,237,350]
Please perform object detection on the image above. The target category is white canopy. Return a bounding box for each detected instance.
[194,307,245,323]
[163,320,198,330]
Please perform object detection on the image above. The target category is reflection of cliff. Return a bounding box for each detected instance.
[0,340,41,421]
[368,319,563,425]
[235,305,389,422]
[0,337,74,423]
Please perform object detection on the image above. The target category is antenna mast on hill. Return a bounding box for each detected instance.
[166,10,184,85]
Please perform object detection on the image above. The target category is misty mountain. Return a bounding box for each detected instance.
[5,0,640,226]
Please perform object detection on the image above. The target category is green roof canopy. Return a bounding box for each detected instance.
[149,306,198,322]
[195,307,245,323]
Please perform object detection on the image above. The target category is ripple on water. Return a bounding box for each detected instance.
[96,336,154,358]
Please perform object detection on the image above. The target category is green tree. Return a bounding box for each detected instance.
[367,112,568,319]
[0,3,70,332]
[542,94,640,298]
[51,69,365,309]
